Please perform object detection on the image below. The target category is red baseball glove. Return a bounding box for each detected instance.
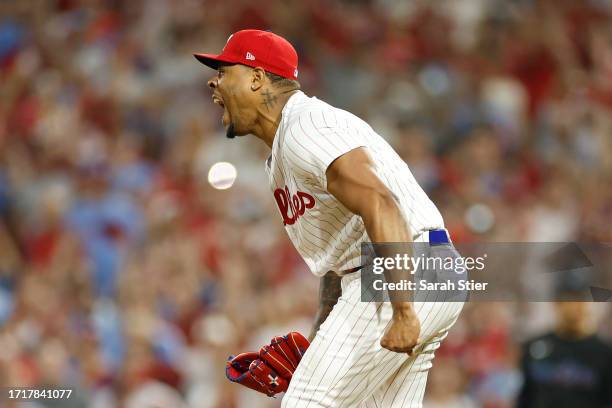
[225,332,310,397]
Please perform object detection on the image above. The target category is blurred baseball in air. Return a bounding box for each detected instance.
[208,162,237,190]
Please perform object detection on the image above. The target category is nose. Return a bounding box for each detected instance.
[207,77,217,90]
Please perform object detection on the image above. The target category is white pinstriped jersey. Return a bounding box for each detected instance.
[266,91,444,277]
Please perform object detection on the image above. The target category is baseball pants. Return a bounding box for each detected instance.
[281,242,465,408]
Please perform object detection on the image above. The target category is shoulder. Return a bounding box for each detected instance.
[286,107,371,147]
[280,95,371,171]
[286,94,365,133]
[289,107,344,135]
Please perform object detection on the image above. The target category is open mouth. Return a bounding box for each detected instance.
[212,95,229,127]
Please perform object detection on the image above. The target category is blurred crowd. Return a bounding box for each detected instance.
[0,0,611,407]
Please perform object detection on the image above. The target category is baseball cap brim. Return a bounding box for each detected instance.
[193,53,238,70]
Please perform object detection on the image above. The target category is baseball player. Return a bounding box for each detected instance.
[195,29,464,407]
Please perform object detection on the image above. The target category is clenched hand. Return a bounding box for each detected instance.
[380,311,421,354]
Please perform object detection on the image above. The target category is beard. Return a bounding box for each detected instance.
[226,123,236,139]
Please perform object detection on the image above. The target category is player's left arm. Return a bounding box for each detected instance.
[326,147,420,354]
[309,271,342,342]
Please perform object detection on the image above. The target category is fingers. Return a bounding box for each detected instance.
[380,339,418,354]
[380,335,423,354]
[383,345,415,354]
[381,345,415,354]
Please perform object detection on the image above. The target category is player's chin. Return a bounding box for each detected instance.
[226,123,236,139]
[226,123,250,139]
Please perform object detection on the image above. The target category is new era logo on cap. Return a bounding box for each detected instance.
[194,30,299,81]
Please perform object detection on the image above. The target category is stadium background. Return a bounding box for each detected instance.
[0,0,611,407]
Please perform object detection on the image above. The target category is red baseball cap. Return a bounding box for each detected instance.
[194,30,299,80]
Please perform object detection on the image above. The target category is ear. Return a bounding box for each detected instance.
[250,67,266,91]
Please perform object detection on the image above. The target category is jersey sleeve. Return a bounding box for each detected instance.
[283,109,367,190]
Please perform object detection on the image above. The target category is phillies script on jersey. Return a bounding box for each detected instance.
[273,186,316,226]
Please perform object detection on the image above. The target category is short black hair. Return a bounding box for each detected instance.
[219,63,300,89]
[265,71,300,89]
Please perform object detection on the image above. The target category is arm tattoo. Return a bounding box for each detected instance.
[309,271,342,341]
[261,90,278,111]
[319,271,342,306]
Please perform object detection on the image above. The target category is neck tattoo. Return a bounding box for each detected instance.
[261,88,299,112]
[261,90,278,111]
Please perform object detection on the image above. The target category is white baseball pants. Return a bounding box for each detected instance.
[281,245,464,407]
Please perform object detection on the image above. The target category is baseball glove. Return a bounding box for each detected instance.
[225,331,310,397]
